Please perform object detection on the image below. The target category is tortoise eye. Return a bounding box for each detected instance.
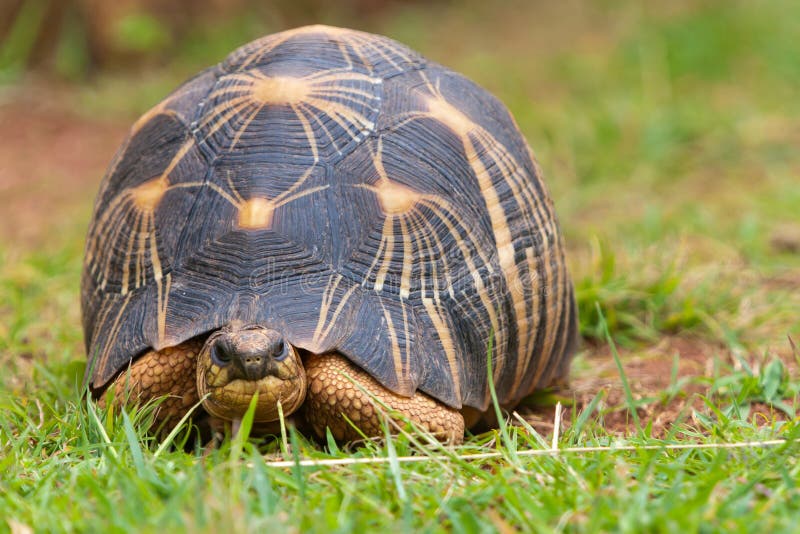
[211,339,233,366]
[274,340,288,360]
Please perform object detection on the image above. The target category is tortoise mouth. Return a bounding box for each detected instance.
[196,324,307,422]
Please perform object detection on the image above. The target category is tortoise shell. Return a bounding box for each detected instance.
[82,25,578,412]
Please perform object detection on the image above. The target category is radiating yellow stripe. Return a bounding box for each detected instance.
[90,297,116,357]
[407,209,433,298]
[531,245,570,390]
[99,203,133,290]
[319,284,358,345]
[293,104,320,161]
[157,273,172,346]
[374,216,395,291]
[380,301,404,390]
[120,210,143,296]
[96,292,134,380]
[422,297,461,402]
[312,275,342,346]
[400,303,412,382]
[364,218,389,286]
[200,97,253,139]
[530,241,559,389]
[398,216,412,299]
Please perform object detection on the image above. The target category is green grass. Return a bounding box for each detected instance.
[2,311,799,532]
[2,0,800,532]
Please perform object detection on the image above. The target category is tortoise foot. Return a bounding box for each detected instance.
[98,340,203,426]
[303,353,464,444]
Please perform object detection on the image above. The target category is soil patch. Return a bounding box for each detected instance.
[0,90,128,249]
[519,336,794,439]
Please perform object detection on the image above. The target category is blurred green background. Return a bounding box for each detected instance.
[1,0,798,362]
[1,4,800,530]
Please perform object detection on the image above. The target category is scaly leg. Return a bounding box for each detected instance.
[303,353,465,444]
[98,340,204,425]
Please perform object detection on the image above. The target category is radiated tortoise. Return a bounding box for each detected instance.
[82,25,578,444]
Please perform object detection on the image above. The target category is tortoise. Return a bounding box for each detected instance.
[82,25,578,444]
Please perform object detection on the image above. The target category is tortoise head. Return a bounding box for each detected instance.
[196,322,307,423]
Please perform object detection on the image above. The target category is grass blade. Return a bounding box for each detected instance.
[597,302,641,432]
[121,409,145,475]
[154,395,208,459]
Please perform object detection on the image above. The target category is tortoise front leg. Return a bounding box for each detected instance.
[302,353,465,444]
[98,340,204,425]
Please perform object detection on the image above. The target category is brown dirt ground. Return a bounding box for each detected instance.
[519,336,796,439]
[0,88,128,249]
[1,88,795,439]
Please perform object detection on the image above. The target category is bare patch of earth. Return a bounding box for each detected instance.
[519,336,796,439]
[0,88,128,249]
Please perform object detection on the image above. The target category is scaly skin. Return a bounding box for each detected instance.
[303,353,465,444]
[99,341,203,425]
[100,340,465,443]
